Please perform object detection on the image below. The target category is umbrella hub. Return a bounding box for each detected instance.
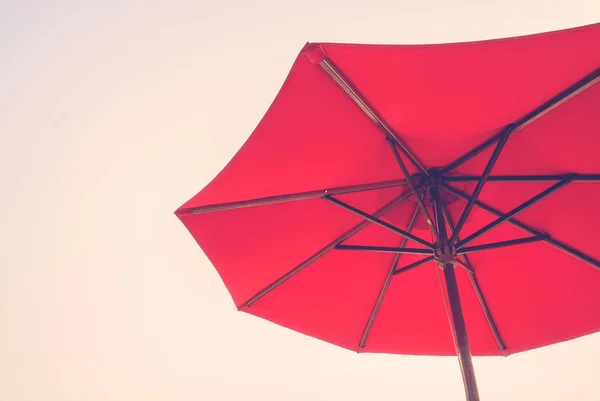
[434,243,457,268]
[410,171,470,233]
[411,170,463,207]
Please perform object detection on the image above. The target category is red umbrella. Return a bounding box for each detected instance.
[176,23,600,400]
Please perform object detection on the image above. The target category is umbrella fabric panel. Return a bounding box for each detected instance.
[244,205,438,352]
[462,240,600,354]
[444,188,600,354]
[245,246,398,352]
[315,23,600,169]
[454,81,600,176]
[178,51,405,212]
[355,259,458,356]
[176,22,600,361]
[178,186,407,307]
[358,250,506,356]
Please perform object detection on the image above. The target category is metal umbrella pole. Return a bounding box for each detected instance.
[430,181,480,401]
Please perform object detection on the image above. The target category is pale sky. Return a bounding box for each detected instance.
[1,1,599,400]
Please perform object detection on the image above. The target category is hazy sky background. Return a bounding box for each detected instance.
[1,1,599,400]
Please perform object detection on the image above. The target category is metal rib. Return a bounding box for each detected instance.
[442,67,600,174]
[443,183,600,271]
[393,256,435,275]
[440,201,506,351]
[456,178,572,249]
[458,236,546,254]
[325,194,434,249]
[455,258,474,273]
[444,174,600,182]
[178,179,407,215]
[450,129,510,243]
[388,139,440,243]
[319,59,428,175]
[466,272,507,352]
[335,244,433,255]
[359,203,420,349]
[241,189,414,308]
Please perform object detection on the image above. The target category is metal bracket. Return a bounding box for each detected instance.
[435,245,457,268]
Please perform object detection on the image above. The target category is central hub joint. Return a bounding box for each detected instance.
[428,170,443,188]
[435,243,457,269]
[421,170,442,197]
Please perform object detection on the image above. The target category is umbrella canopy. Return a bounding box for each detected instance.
[176,22,600,400]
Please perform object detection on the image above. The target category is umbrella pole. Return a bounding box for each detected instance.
[431,185,480,401]
[443,262,480,401]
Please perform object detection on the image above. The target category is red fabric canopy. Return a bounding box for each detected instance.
[177,23,600,357]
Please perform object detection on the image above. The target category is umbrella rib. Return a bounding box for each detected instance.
[325,194,434,249]
[444,174,600,182]
[387,139,441,243]
[456,177,573,249]
[240,189,414,308]
[455,258,474,273]
[393,256,435,275]
[442,67,600,174]
[466,271,506,352]
[358,203,421,350]
[335,244,434,255]
[443,183,600,271]
[177,178,407,215]
[318,58,428,176]
[458,236,547,254]
[440,201,506,352]
[450,129,511,243]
